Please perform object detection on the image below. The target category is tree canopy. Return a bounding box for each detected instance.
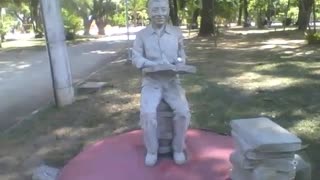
[0,0,318,42]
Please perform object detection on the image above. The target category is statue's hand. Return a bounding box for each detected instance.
[157,60,171,65]
[143,60,158,68]
[173,57,185,65]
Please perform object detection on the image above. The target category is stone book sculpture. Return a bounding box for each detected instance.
[142,64,197,75]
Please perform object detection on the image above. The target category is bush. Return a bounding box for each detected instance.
[305,32,320,45]
[61,8,82,40]
[112,13,126,27]
[0,15,15,40]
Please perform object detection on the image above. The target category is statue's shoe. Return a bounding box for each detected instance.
[145,153,158,166]
[173,152,187,165]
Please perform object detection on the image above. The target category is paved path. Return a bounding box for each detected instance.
[0,34,136,131]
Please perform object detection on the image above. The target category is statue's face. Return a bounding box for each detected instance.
[148,1,169,27]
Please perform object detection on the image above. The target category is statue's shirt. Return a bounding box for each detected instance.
[132,25,186,87]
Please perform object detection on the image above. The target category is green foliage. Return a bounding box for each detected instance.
[215,0,238,23]
[61,8,83,39]
[126,0,147,25]
[61,8,83,34]
[112,12,126,26]
[0,14,15,37]
[180,0,200,24]
[61,0,93,19]
[305,32,320,44]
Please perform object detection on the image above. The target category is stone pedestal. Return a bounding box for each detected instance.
[230,117,302,180]
[156,100,174,154]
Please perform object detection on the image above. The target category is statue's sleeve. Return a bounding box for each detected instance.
[177,29,187,64]
[132,32,151,69]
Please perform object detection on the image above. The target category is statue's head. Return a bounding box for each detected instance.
[148,0,170,28]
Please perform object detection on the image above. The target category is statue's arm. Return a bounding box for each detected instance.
[132,33,157,69]
[177,29,187,64]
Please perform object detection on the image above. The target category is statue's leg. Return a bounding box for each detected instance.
[140,84,162,166]
[163,81,191,164]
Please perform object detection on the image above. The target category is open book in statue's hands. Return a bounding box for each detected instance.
[142,64,197,75]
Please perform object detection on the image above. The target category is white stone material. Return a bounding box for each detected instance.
[145,153,158,167]
[230,117,302,180]
[231,151,297,172]
[32,165,59,180]
[40,0,74,107]
[252,165,296,180]
[230,161,253,180]
[230,117,301,152]
[173,151,187,165]
[232,130,295,160]
[156,101,173,154]
[132,0,194,166]
[142,64,197,75]
[294,154,311,180]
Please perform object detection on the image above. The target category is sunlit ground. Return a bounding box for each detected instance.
[1,39,45,49]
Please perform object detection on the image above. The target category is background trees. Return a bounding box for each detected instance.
[0,0,318,46]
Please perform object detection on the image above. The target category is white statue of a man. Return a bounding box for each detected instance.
[132,0,191,166]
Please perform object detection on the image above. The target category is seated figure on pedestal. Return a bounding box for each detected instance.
[131,0,191,167]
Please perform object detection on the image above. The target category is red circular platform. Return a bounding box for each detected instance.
[58,129,234,180]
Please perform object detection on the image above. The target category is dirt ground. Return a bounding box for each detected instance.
[1,27,319,179]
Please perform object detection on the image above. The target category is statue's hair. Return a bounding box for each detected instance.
[147,0,169,9]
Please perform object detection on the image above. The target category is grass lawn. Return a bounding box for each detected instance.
[0,28,319,179]
[0,35,97,53]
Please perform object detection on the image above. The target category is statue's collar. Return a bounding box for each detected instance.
[146,25,174,35]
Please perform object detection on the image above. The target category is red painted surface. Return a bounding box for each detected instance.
[58,129,234,180]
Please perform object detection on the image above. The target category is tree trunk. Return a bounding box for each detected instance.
[83,16,94,35]
[169,0,179,26]
[199,0,214,36]
[83,22,91,35]
[30,0,43,37]
[256,9,264,29]
[237,0,243,25]
[243,0,249,27]
[191,8,200,29]
[283,0,291,30]
[133,11,138,26]
[96,19,106,35]
[297,0,313,30]
[312,0,316,32]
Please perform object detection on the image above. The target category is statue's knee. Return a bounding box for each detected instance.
[173,111,191,122]
[140,112,157,129]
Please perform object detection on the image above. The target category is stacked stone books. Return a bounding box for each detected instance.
[229,117,302,180]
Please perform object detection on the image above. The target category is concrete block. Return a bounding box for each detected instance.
[230,151,258,169]
[158,139,172,154]
[294,154,311,180]
[252,165,296,180]
[156,100,174,154]
[232,130,295,160]
[230,117,301,152]
[230,150,296,172]
[231,165,253,180]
